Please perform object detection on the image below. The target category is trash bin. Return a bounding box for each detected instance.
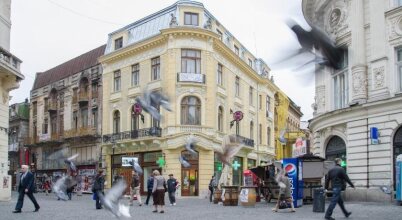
[313,188,325,212]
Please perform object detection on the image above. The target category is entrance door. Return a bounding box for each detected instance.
[182,168,198,196]
[393,127,402,190]
[181,150,199,196]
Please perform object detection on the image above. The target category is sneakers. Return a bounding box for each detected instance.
[325,217,335,220]
[345,212,352,218]
[173,203,176,206]
[160,210,165,213]
[12,210,21,213]
[152,210,158,213]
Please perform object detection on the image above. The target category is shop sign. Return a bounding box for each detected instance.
[292,137,307,157]
[239,188,249,202]
[78,169,95,176]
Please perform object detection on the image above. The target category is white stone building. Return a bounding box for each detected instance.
[304,0,402,202]
[0,0,24,201]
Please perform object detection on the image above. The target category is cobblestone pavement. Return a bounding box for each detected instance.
[0,192,401,220]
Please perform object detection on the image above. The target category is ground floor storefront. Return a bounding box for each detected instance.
[102,135,274,198]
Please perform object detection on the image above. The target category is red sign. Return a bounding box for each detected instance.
[233,111,243,121]
[132,103,142,115]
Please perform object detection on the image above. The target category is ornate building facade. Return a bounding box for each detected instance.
[27,45,105,191]
[304,0,402,202]
[0,0,23,201]
[100,1,276,198]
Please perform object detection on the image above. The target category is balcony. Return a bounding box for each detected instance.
[78,91,89,104]
[8,143,19,152]
[0,46,23,79]
[235,135,255,148]
[177,73,205,84]
[24,136,39,145]
[64,127,97,139]
[48,102,57,112]
[102,127,162,143]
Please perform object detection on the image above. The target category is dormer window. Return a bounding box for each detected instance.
[184,12,199,26]
[114,37,123,50]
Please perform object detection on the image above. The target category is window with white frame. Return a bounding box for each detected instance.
[249,87,254,106]
[333,49,348,110]
[181,49,201,73]
[235,76,240,97]
[151,57,160,80]
[397,48,402,92]
[217,63,223,86]
[113,70,121,92]
[184,12,199,26]
[131,64,139,86]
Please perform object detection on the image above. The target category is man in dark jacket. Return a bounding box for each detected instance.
[92,170,105,210]
[325,158,355,220]
[145,173,154,205]
[167,174,179,206]
[13,165,40,213]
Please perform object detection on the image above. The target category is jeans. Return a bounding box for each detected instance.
[145,190,152,205]
[15,190,40,211]
[95,191,103,209]
[209,188,214,202]
[67,192,72,200]
[168,191,176,204]
[325,187,349,218]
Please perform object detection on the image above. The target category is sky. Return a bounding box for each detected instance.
[9,0,314,120]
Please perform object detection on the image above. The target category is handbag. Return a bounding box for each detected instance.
[92,193,98,200]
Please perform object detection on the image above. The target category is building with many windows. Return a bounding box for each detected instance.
[27,45,105,191]
[0,0,24,201]
[100,1,276,197]
[8,100,29,190]
[304,0,402,202]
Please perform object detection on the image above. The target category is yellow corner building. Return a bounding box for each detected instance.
[99,1,277,198]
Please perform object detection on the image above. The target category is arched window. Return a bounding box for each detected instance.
[181,96,201,125]
[113,111,120,133]
[250,121,254,140]
[218,106,223,132]
[326,136,346,162]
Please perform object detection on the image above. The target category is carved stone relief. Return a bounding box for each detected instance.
[352,70,367,95]
[315,85,325,113]
[373,66,385,89]
[324,1,349,38]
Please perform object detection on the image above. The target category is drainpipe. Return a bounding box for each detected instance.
[366,118,369,188]
[256,83,260,165]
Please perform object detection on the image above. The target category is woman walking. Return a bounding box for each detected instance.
[152,170,166,213]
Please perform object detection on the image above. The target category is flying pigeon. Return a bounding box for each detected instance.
[216,135,243,167]
[98,179,131,218]
[64,154,79,172]
[129,160,143,175]
[53,176,76,201]
[135,88,172,121]
[286,19,346,70]
[179,155,191,168]
[184,136,197,156]
[278,129,287,144]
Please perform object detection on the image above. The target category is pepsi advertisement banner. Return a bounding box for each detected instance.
[283,158,303,208]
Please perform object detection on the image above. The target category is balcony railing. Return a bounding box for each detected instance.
[235,135,255,148]
[48,102,57,112]
[0,46,22,72]
[64,127,97,139]
[24,136,39,145]
[102,127,162,143]
[177,73,206,83]
[78,91,89,104]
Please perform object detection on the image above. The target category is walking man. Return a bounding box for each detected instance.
[129,170,143,206]
[92,169,105,210]
[145,173,154,205]
[325,158,354,220]
[13,165,40,213]
[167,174,179,206]
[208,175,216,202]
